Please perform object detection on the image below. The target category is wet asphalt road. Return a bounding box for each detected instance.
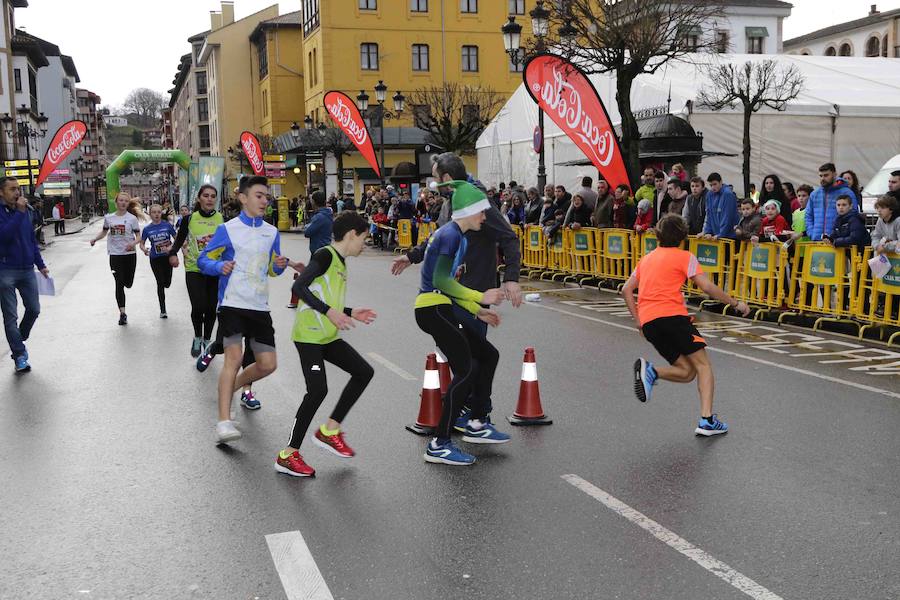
[2,223,899,600]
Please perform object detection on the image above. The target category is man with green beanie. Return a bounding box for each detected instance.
[415,180,510,466]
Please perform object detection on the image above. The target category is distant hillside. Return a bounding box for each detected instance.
[105,124,160,158]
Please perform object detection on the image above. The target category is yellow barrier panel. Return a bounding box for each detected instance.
[729,241,789,318]
[597,228,634,285]
[781,242,859,331]
[522,225,548,276]
[544,229,572,280]
[857,248,900,343]
[687,237,736,305]
[417,221,436,245]
[634,231,659,261]
[565,227,599,283]
[395,219,413,252]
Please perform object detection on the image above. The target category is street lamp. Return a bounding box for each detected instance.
[357,81,403,185]
[303,115,313,130]
[290,120,301,144]
[1,105,49,197]
[502,0,574,191]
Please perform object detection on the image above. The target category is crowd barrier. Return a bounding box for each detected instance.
[503,226,900,343]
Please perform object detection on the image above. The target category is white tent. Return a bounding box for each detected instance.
[476,54,900,192]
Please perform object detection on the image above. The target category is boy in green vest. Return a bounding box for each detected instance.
[275,211,376,477]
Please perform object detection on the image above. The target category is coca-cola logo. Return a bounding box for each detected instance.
[240,132,265,175]
[328,97,368,145]
[47,123,85,163]
[533,64,614,167]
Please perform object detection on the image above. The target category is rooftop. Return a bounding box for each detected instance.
[784,7,900,47]
[250,10,300,41]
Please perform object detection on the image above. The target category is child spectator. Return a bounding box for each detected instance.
[507,193,525,226]
[824,195,870,250]
[634,199,653,233]
[872,194,900,255]
[543,209,565,241]
[791,184,812,241]
[701,172,739,240]
[564,194,593,230]
[752,199,788,244]
[539,198,555,225]
[622,214,750,436]
[682,176,707,235]
[372,206,389,249]
[670,163,687,182]
[611,184,635,229]
[734,198,761,241]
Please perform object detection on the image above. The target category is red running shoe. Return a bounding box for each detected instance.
[313,429,355,458]
[275,451,315,477]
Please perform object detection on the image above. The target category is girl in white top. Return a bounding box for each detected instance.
[90,192,146,325]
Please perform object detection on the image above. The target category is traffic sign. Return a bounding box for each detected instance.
[4,159,38,167]
[533,125,543,154]
[264,162,286,170]
[268,178,286,185]
[5,168,39,177]
[263,154,285,162]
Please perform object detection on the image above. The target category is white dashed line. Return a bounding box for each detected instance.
[367,352,417,381]
[265,531,335,600]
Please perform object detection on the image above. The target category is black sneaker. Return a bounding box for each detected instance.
[118,313,127,326]
[160,312,168,319]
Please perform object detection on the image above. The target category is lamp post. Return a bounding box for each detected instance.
[357,81,404,186]
[1,105,49,198]
[503,0,574,191]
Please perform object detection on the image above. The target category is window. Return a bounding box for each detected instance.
[313,48,318,84]
[461,45,478,71]
[262,90,268,117]
[359,0,376,8]
[28,67,37,113]
[747,36,764,54]
[509,48,524,72]
[684,33,700,52]
[412,44,429,71]
[193,43,202,65]
[303,0,320,37]
[825,46,836,56]
[308,51,314,87]
[715,31,728,53]
[509,0,524,14]
[866,36,880,57]
[839,42,852,56]
[258,38,268,78]
[883,35,889,57]
[361,43,379,70]
[460,0,477,13]
[411,0,427,11]
[197,98,208,122]
[199,125,210,148]
[196,71,207,95]
[13,68,21,92]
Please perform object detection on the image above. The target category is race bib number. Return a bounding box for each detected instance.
[154,241,172,255]
[109,224,126,237]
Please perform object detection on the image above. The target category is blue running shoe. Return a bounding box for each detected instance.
[424,439,475,466]
[240,389,261,410]
[453,407,472,433]
[695,414,728,436]
[14,355,30,373]
[462,420,511,445]
[196,351,215,373]
[633,358,657,403]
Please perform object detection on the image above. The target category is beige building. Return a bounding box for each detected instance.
[168,27,211,162]
[75,88,104,211]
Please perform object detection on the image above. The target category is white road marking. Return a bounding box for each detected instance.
[561,474,784,600]
[367,352,417,381]
[526,301,900,400]
[265,531,335,600]
[523,286,592,294]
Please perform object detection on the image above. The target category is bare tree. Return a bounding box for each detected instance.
[123,88,166,127]
[697,59,804,198]
[406,83,505,154]
[545,0,725,187]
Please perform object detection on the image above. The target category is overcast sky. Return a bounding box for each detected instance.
[14,0,892,109]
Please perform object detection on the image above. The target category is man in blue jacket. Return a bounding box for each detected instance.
[304,191,333,254]
[805,162,858,241]
[701,172,739,240]
[0,177,50,373]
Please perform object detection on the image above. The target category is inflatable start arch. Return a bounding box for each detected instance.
[105,149,191,212]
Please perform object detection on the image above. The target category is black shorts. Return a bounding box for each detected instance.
[217,307,276,353]
[641,315,706,365]
[109,254,137,288]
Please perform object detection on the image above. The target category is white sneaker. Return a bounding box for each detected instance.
[216,420,242,443]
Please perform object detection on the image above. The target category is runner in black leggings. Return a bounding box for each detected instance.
[139,204,177,318]
[90,192,146,325]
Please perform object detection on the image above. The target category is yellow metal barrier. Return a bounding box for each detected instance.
[687,237,736,306]
[522,225,548,277]
[395,219,413,252]
[544,229,572,280]
[565,227,599,284]
[857,248,900,343]
[729,241,789,319]
[597,228,634,286]
[634,231,659,261]
[417,221,436,245]
[781,242,860,331]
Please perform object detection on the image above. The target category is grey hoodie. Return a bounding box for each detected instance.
[872,216,900,252]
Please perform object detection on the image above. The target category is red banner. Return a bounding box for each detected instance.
[240,131,265,175]
[524,54,630,191]
[323,91,380,178]
[35,120,86,187]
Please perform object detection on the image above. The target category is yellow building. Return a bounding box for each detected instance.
[250,11,305,199]
[291,0,535,192]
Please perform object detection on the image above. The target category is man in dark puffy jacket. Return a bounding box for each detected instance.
[304,191,333,254]
[825,194,870,250]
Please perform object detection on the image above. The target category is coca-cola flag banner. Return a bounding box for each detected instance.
[523,54,631,191]
[35,120,86,188]
[240,131,265,176]
[323,91,380,178]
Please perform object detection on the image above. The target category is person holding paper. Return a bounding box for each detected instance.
[0,176,49,373]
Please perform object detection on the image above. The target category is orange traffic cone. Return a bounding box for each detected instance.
[508,347,552,426]
[406,353,443,436]
[435,348,451,396]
